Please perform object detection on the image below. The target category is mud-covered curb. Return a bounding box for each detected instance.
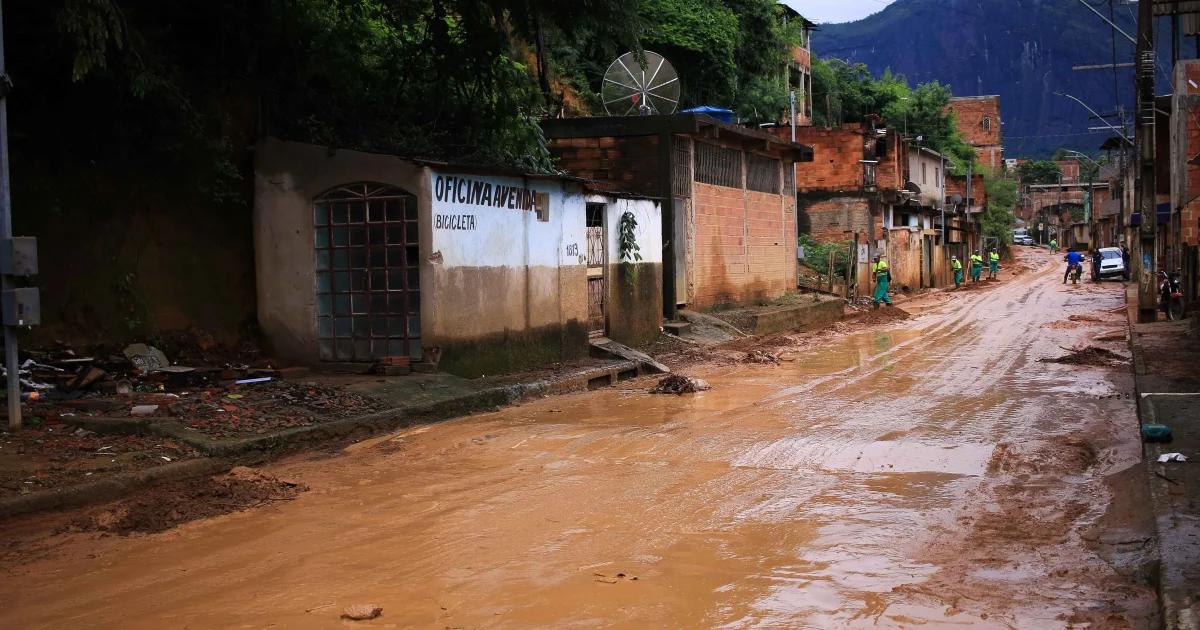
[0,360,644,520]
[1126,285,1197,630]
[0,457,231,520]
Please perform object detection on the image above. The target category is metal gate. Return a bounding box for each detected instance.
[586,203,606,337]
[314,184,422,362]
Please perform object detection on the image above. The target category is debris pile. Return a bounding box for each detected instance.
[743,350,781,365]
[58,466,307,535]
[1039,346,1127,367]
[650,374,712,395]
[0,340,385,497]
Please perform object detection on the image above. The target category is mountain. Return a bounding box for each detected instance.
[811,0,1157,158]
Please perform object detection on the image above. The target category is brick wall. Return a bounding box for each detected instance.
[548,136,661,197]
[1055,160,1081,185]
[692,182,794,307]
[946,97,1001,147]
[798,195,873,242]
[945,174,987,209]
[784,125,870,192]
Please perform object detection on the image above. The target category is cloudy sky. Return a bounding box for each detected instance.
[787,0,897,24]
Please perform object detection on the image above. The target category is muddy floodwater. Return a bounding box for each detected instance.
[0,251,1158,629]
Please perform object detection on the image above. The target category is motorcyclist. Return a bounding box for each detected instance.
[1063,248,1082,284]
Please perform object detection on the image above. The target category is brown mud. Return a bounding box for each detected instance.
[0,248,1156,629]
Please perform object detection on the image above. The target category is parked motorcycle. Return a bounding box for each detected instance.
[1159,270,1186,321]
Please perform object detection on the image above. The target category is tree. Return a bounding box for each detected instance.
[982,169,1019,248]
[1017,160,1063,185]
[810,59,975,169]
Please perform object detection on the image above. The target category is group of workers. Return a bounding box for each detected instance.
[868,247,1001,308]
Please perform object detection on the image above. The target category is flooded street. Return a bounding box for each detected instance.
[0,250,1157,629]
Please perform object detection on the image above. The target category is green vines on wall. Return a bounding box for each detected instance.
[618,210,643,285]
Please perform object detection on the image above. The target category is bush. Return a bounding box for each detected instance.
[798,234,851,277]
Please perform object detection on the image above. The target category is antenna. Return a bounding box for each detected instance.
[601,51,680,116]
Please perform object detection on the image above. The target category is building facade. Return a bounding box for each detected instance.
[947,96,1004,171]
[542,114,813,314]
[254,138,663,377]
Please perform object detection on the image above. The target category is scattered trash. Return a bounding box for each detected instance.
[650,374,713,395]
[1157,453,1188,463]
[235,377,272,385]
[130,405,160,416]
[226,394,244,399]
[743,350,780,365]
[161,456,172,462]
[123,343,171,372]
[341,605,383,620]
[1142,424,1173,443]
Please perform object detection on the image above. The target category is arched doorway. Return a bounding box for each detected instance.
[314,183,421,362]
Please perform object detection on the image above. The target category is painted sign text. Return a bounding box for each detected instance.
[434,175,537,212]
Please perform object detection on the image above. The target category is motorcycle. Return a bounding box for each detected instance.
[1159,270,1186,321]
[1068,263,1082,285]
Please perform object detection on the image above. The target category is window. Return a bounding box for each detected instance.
[694,141,743,189]
[314,183,421,362]
[535,192,550,222]
[935,167,940,187]
[922,163,927,184]
[982,116,992,132]
[746,153,781,194]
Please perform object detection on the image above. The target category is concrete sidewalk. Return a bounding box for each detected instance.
[0,357,651,519]
[1128,285,1200,629]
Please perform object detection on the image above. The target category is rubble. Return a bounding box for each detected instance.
[341,605,384,620]
[1039,346,1127,367]
[743,350,781,365]
[0,338,386,496]
[650,374,712,395]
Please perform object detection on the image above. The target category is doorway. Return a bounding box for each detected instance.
[586,203,606,337]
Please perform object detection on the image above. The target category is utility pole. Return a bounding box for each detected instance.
[0,4,42,430]
[0,5,17,429]
[1135,0,1158,323]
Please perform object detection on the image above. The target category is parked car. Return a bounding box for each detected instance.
[1019,235,1035,246]
[1096,247,1125,279]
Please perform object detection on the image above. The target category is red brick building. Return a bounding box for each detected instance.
[946,96,1003,171]
[542,114,814,313]
[781,6,817,127]
[1171,60,1200,303]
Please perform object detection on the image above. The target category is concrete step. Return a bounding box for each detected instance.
[589,338,670,374]
[662,322,692,336]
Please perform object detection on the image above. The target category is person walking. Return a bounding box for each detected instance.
[970,250,984,283]
[872,254,892,308]
[988,249,1000,279]
[1121,243,1131,282]
[1050,238,1058,254]
[951,255,963,289]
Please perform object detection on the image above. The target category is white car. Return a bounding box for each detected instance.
[1018,235,1034,246]
[1097,247,1125,279]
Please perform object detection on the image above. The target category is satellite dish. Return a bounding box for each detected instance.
[601,51,680,116]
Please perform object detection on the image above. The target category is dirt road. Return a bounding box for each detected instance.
[0,249,1158,629]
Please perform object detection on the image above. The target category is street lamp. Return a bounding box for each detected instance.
[1054,91,1132,144]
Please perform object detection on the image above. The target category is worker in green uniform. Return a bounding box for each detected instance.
[1049,238,1058,254]
[988,249,1000,279]
[872,254,892,308]
[951,255,963,289]
[970,250,984,282]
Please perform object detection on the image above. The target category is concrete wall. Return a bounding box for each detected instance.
[909,149,948,208]
[255,138,430,364]
[596,196,664,347]
[885,227,926,291]
[427,169,590,377]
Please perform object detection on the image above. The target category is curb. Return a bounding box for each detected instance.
[1126,286,1196,630]
[0,457,230,520]
[0,360,645,519]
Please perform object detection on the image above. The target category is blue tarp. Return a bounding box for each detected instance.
[1130,202,1172,227]
[682,106,735,123]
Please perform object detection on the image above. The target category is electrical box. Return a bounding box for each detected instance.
[2,288,40,327]
[0,237,38,276]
